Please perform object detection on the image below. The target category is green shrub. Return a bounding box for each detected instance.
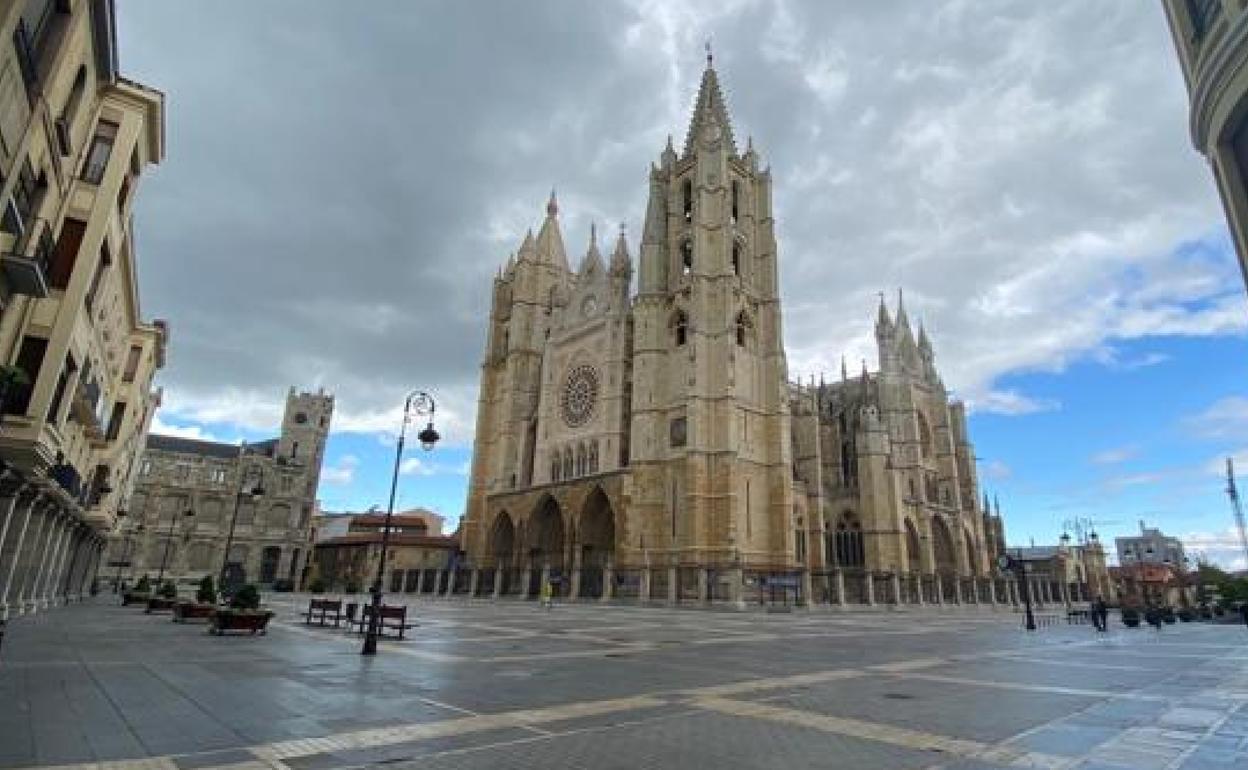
[159,581,177,599]
[230,584,261,611]
[308,578,327,594]
[196,575,217,604]
[345,579,361,594]
[134,575,151,593]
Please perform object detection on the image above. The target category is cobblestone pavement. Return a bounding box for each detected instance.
[0,594,1245,769]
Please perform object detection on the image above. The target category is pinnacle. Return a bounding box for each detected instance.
[683,54,738,157]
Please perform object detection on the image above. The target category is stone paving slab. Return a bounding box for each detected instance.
[1,597,1246,769]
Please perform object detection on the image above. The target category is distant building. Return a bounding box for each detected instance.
[1162,0,1248,294]
[311,512,458,593]
[1115,522,1186,568]
[1111,562,1194,608]
[1009,535,1114,606]
[106,388,333,589]
[0,0,168,620]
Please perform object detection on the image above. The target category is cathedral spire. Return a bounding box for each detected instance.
[579,220,604,275]
[841,355,848,382]
[896,288,909,329]
[683,48,738,156]
[917,320,932,355]
[610,221,631,276]
[875,291,891,332]
[534,191,569,272]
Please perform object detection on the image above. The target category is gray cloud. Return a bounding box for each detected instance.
[119,0,1240,439]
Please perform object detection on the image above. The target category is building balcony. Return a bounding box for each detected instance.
[0,217,53,298]
[70,380,104,437]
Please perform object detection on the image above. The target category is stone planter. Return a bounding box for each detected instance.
[209,609,274,636]
[146,597,177,614]
[122,592,151,607]
[173,602,216,623]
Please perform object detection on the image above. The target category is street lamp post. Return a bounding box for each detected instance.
[362,390,438,656]
[156,508,194,584]
[999,552,1036,631]
[119,524,144,590]
[219,462,265,595]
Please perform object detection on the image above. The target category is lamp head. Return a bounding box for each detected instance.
[417,421,440,451]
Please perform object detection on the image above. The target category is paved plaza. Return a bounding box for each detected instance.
[0,597,1246,770]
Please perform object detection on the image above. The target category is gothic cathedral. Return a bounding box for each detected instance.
[461,58,1003,603]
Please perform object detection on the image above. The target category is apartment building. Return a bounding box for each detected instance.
[0,0,166,619]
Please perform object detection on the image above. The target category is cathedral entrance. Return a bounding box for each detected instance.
[490,511,516,594]
[578,487,615,599]
[529,496,566,597]
[933,516,958,576]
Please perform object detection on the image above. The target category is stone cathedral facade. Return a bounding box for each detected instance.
[461,60,1004,605]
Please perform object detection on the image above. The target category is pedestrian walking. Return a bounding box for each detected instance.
[1145,605,1163,636]
[1099,600,1110,634]
[539,578,553,610]
[1090,598,1105,633]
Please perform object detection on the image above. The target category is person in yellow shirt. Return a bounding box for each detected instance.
[539,579,553,610]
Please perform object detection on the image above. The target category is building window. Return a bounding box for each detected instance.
[47,217,85,290]
[2,160,42,238]
[563,448,573,479]
[735,312,752,348]
[84,243,109,314]
[291,441,299,459]
[2,335,47,415]
[140,459,152,476]
[669,417,687,448]
[682,178,693,222]
[731,180,740,223]
[45,352,75,425]
[1188,0,1222,41]
[674,310,688,347]
[834,514,864,568]
[588,441,598,474]
[81,120,118,184]
[122,345,141,383]
[732,241,741,275]
[680,240,693,276]
[551,454,561,482]
[105,401,126,441]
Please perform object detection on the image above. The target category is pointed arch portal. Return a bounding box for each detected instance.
[931,517,957,576]
[579,487,616,599]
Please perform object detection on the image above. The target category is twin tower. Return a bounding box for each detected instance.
[462,57,996,600]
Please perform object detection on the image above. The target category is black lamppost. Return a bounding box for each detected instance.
[219,463,265,593]
[110,508,128,593]
[998,552,1036,631]
[363,390,438,656]
[156,508,194,584]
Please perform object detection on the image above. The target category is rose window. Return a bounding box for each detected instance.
[560,365,599,427]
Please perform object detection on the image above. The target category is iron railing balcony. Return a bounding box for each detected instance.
[1,216,53,298]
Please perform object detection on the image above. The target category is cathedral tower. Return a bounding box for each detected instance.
[629,53,794,570]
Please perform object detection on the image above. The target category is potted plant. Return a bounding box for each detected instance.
[1120,607,1141,628]
[123,575,152,606]
[146,581,179,613]
[209,584,274,635]
[174,576,218,623]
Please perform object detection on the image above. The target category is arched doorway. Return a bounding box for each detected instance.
[529,496,566,596]
[490,511,516,594]
[260,546,281,584]
[931,517,957,576]
[904,519,922,574]
[579,487,615,599]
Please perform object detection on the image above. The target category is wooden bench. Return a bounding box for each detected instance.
[352,604,415,640]
[304,598,343,628]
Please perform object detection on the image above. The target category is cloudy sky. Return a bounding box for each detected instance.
[118,1,1248,568]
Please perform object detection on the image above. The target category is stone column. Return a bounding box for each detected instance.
[521,562,533,599]
[639,566,651,604]
[539,562,550,600]
[1060,581,1071,608]
[988,578,998,607]
[492,566,503,599]
[52,525,79,604]
[729,566,744,608]
[802,569,814,608]
[414,568,426,595]
[601,561,614,602]
[21,507,56,613]
[697,568,709,603]
[569,550,582,601]
[933,574,944,606]
[914,575,925,606]
[0,489,22,580]
[0,492,35,619]
[48,522,77,606]
[864,573,875,606]
[834,568,845,608]
[468,568,480,598]
[890,573,901,606]
[667,565,678,604]
[443,567,456,598]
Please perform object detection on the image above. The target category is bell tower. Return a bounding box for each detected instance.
[629,52,793,569]
[277,387,334,497]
